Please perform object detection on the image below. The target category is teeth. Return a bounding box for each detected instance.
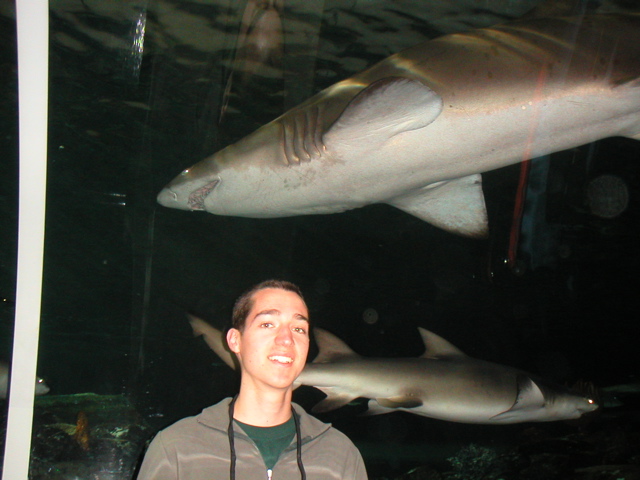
[269,355,293,364]
[187,180,218,210]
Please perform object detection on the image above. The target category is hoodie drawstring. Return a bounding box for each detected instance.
[228,396,237,480]
[228,395,306,480]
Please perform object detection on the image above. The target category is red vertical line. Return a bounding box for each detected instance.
[507,64,549,269]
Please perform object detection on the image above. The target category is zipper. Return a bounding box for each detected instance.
[267,468,273,480]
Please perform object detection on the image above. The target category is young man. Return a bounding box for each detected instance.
[137,279,368,480]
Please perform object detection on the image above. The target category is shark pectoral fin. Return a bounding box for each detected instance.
[376,396,423,409]
[490,410,524,422]
[490,375,546,422]
[362,399,396,416]
[324,77,443,147]
[388,174,488,238]
[513,375,546,409]
[312,387,359,413]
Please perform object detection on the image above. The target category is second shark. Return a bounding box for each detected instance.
[189,315,598,424]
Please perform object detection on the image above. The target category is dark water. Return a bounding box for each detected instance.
[1,1,639,478]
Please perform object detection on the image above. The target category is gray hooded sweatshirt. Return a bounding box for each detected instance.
[137,398,368,480]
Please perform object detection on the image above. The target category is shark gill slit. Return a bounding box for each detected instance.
[293,112,308,161]
[304,106,320,159]
[303,107,316,158]
[282,121,298,165]
[312,105,326,157]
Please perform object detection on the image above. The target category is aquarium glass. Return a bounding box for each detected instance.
[1,1,639,479]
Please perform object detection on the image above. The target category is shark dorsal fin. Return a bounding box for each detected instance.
[313,328,360,363]
[418,327,466,359]
[324,77,443,147]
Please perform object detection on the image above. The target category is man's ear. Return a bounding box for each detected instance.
[227,328,241,354]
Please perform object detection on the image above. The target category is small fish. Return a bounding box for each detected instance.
[73,411,90,451]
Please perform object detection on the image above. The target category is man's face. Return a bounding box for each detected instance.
[227,288,310,393]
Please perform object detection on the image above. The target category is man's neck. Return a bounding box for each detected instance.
[232,387,294,426]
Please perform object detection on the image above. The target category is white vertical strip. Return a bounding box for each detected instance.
[2,0,49,479]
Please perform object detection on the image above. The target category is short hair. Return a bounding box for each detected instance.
[231,279,306,331]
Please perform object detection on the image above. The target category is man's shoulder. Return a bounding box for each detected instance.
[294,405,366,477]
[317,422,359,449]
[156,397,231,442]
[293,403,358,449]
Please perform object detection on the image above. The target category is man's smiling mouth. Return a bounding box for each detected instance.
[269,355,293,364]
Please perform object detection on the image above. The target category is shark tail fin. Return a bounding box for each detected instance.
[187,314,238,370]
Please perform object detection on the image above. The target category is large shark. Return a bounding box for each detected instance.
[158,13,640,237]
[189,316,598,424]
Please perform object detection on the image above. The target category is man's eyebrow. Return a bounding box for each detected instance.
[254,309,281,318]
[254,309,309,322]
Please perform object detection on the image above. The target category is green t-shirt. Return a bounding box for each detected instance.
[235,417,296,470]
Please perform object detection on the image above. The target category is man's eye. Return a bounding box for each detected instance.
[293,327,307,335]
[260,322,274,328]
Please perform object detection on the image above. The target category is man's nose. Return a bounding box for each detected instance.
[275,326,293,345]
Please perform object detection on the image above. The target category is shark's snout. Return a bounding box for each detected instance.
[157,179,219,211]
[157,155,224,212]
[157,187,179,208]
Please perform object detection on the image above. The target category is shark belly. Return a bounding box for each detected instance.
[209,83,639,222]
[300,358,521,423]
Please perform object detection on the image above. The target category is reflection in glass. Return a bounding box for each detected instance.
[1,1,639,478]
